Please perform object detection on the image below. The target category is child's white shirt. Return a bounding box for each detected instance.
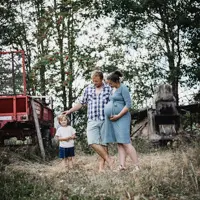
[55,126,76,148]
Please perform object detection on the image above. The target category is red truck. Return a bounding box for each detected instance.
[0,50,54,153]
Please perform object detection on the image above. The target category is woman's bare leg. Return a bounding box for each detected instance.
[117,144,126,168]
[123,143,139,165]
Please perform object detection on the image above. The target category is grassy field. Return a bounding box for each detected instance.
[0,143,200,200]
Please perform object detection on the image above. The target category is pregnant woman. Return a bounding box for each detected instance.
[104,71,139,171]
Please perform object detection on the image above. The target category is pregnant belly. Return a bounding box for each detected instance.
[104,101,124,117]
[104,102,113,117]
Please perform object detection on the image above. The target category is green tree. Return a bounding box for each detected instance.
[97,0,200,105]
[0,0,36,94]
[180,0,200,87]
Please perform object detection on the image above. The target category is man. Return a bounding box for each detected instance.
[63,70,113,172]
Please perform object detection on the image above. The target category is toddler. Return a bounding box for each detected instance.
[55,114,76,168]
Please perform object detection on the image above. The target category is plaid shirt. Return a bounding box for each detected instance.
[79,83,111,121]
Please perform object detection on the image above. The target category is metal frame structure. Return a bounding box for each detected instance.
[0,50,26,95]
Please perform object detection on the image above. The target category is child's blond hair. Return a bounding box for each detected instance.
[57,114,70,125]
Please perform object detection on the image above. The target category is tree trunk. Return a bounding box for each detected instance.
[172,77,179,106]
[54,0,67,110]
[67,7,74,110]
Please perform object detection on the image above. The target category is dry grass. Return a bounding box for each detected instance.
[0,145,200,200]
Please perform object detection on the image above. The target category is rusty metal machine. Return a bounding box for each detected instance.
[0,50,54,159]
[151,84,180,143]
[132,84,180,145]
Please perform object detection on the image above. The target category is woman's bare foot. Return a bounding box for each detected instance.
[130,165,140,173]
[114,165,126,172]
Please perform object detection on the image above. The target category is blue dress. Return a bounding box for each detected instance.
[104,84,132,144]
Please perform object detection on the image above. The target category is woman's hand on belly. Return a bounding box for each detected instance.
[110,114,120,121]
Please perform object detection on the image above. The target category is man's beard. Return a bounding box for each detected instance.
[96,84,102,88]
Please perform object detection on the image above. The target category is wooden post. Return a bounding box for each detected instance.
[31,99,46,161]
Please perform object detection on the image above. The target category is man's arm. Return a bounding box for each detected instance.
[63,86,89,115]
[63,103,83,115]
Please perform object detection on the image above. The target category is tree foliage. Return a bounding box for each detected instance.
[0,0,199,109]
[95,0,200,105]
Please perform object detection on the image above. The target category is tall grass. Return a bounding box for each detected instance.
[0,142,200,200]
